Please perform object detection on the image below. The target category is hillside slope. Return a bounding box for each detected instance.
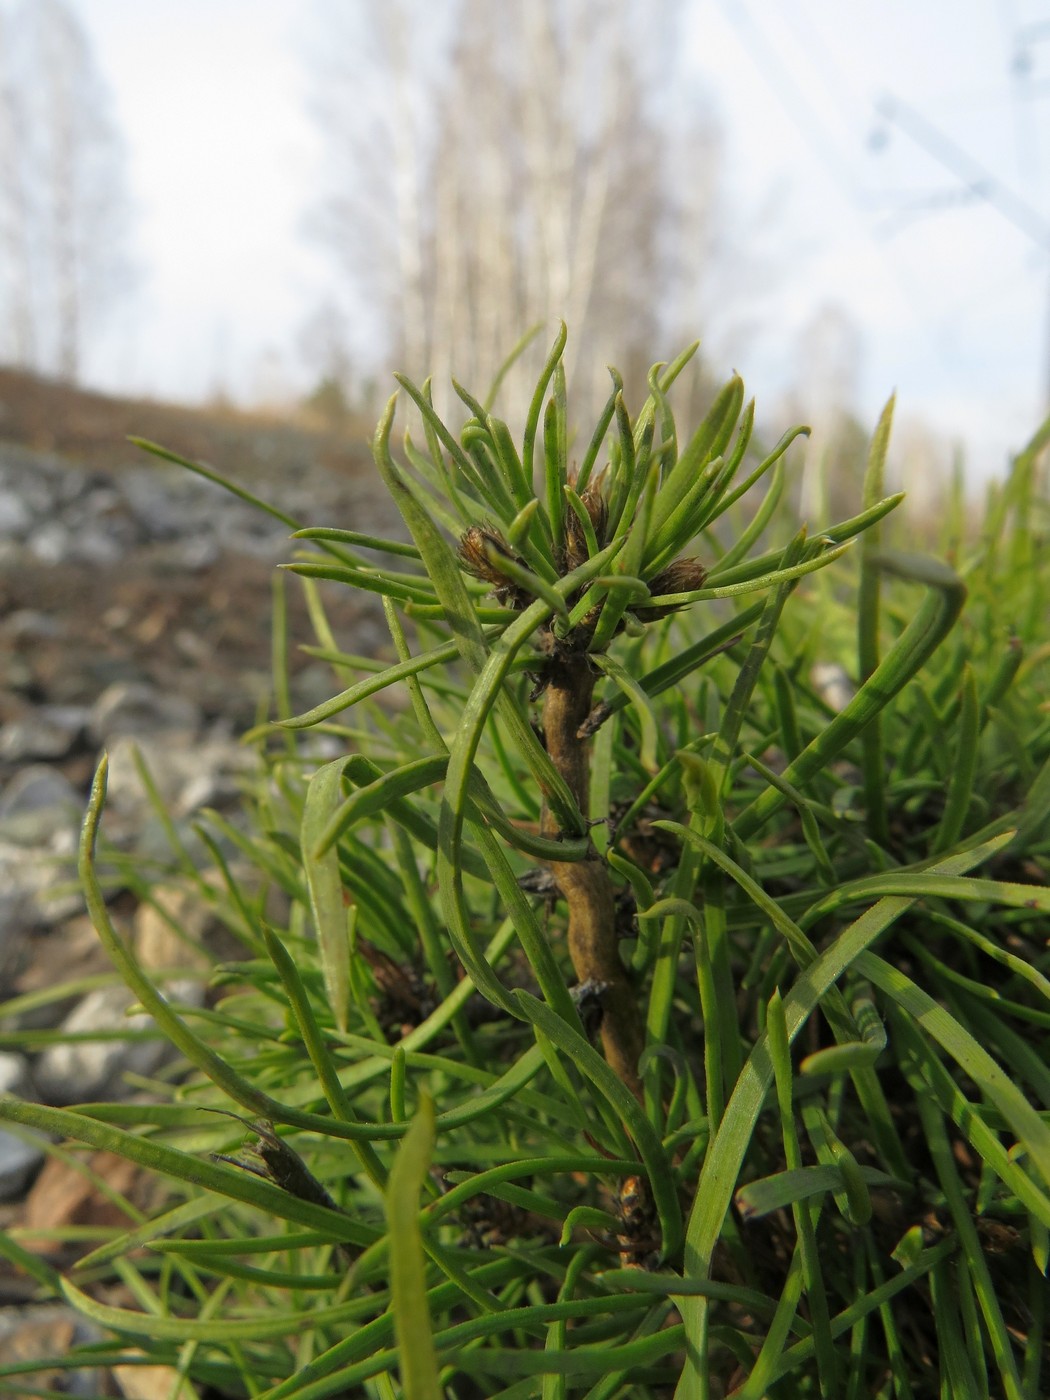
[0,368,394,757]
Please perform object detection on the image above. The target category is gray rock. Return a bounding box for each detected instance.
[0,769,83,948]
[0,1131,42,1199]
[0,1052,45,1198]
[1,915,112,1033]
[0,1051,31,1095]
[0,1054,41,1201]
[95,733,255,865]
[33,983,198,1104]
[0,706,87,762]
[0,654,34,693]
[2,608,64,641]
[0,444,67,517]
[811,662,856,713]
[73,525,132,566]
[29,518,132,567]
[0,764,81,837]
[122,468,205,540]
[89,681,202,743]
[79,482,126,517]
[78,487,145,549]
[0,1303,103,1391]
[170,535,220,571]
[26,521,78,566]
[16,463,146,562]
[0,487,32,540]
[0,834,82,942]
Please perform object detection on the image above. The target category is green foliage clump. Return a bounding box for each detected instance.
[2,328,1049,1398]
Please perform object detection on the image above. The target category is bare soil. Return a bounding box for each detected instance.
[0,365,372,481]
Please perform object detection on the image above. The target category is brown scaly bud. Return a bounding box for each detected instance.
[632,557,707,622]
[564,510,589,574]
[564,472,608,573]
[581,478,608,539]
[457,525,532,610]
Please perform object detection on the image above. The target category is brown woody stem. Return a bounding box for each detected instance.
[542,652,644,1098]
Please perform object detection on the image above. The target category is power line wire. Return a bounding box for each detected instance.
[875,94,1050,250]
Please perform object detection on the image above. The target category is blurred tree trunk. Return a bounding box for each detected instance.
[0,16,35,368]
[0,0,133,381]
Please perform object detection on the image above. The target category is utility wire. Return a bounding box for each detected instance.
[875,94,1050,251]
[874,92,1050,409]
[713,0,960,401]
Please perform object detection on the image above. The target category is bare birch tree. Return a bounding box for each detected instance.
[307,0,724,423]
[0,6,36,367]
[0,0,133,380]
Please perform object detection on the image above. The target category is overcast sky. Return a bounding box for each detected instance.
[66,0,1050,481]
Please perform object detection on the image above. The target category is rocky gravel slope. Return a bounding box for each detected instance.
[0,372,402,1358]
